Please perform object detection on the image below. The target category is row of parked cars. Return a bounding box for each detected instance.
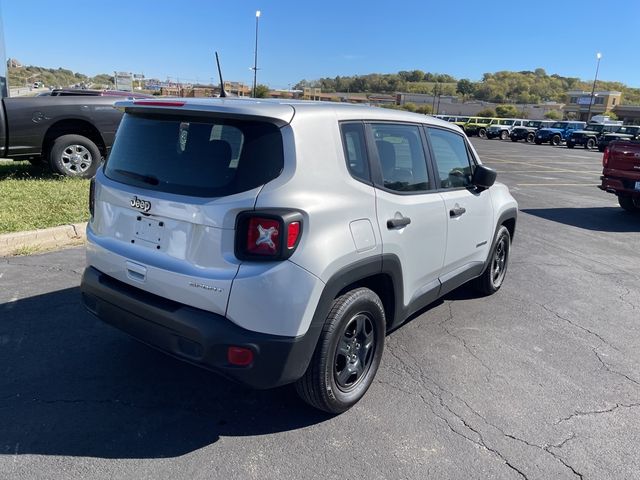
[434,115,640,152]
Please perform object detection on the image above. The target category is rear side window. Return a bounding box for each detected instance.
[340,122,370,183]
[426,128,474,189]
[105,114,283,197]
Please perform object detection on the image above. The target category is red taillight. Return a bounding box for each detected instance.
[246,217,280,256]
[235,211,303,261]
[89,177,95,217]
[133,100,186,107]
[227,346,254,367]
[287,222,300,249]
[603,147,610,168]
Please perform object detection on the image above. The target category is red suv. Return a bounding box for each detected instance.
[599,140,640,212]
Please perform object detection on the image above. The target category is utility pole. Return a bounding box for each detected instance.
[252,10,261,97]
[586,52,602,122]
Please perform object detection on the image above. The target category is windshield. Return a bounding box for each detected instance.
[525,121,540,127]
[105,114,284,197]
[585,125,604,132]
[550,122,567,129]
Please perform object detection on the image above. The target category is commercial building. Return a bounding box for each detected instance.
[564,90,621,121]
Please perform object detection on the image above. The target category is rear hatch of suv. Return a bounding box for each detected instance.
[88,101,292,317]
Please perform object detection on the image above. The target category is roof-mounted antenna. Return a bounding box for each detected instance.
[215,51,229,98]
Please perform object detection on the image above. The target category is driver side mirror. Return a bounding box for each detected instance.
[472,164,497,190]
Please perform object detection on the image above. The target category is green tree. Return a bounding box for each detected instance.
[603,110,618,120]
[544,110,563,120]
[476,108,496,118]
[456,79,476,100]
[495,104,520,118]
[254,84,270,98]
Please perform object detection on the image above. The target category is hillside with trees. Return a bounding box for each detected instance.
[8,63,114,89]
[295,68,640,105]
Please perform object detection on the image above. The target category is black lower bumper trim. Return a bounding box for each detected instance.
[80,267,321,389]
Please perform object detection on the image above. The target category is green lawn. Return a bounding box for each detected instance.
[0,160,90,234]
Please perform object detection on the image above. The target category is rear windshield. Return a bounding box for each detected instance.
[105,114,284,197]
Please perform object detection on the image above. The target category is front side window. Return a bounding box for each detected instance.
[370,124,429,192]
[426,128,474,189]
[105,114,283,197]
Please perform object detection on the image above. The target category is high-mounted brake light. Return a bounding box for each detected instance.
[133,100,186,107]
[603,147,610,168]
[235,210,303,261]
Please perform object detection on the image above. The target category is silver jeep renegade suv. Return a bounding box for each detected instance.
[81,98,517,413]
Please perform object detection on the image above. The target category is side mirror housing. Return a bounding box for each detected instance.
[472,164,497,190]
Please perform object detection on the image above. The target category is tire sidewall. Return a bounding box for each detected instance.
[490,226,510,290]
[49,134,102,178]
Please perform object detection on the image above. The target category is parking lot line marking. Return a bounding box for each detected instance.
[490,170,602,174]
[516,183,598,186]
[485,159,597,173]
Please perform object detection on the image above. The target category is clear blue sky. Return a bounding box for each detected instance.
[3,0,639,89]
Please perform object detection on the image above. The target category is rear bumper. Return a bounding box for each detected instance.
[599,175,640,198]
[81,266,321,389]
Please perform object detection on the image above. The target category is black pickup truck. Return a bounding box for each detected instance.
[0,90,149,178]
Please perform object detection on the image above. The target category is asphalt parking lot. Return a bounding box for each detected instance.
[1,138,639,480]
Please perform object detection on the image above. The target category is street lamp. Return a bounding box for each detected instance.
[586,52,602,122]
[252,10,261,98]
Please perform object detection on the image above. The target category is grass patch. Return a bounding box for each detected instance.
[0,160,90,234]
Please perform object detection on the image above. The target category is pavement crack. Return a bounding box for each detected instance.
[554,403,640,425]
[593,349,640,388]
[539,303,617,351]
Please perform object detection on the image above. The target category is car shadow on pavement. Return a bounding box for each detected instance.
[0,287,330,460]
[521,207,640,232]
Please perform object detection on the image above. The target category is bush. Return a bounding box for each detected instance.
[495,104,520,118]
[544,110,563,120]
[476,108,496,118]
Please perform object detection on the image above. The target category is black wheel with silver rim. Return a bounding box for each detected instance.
[49,134,102,178]
[526,132,535,143]
[500,130,509,140]
[586,138,596,150]
[474,225,511,295]
[295,287,385,414]
[551,134,561,146]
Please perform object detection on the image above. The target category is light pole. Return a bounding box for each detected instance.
[586,52,602,122]
[252,10,261,98]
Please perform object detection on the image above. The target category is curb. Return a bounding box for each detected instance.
[0,222,87,256]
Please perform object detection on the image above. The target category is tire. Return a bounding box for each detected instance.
[49,134,101,178]
[295,288,385,414]
[500,130,509,140]
[478,128,487,139]
[526,132,535,143]
[586,138,596,150]
[618,195,639,213]
[551,134,561,146]
[474,225,511,295]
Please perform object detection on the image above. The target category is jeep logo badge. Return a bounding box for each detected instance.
[130,196,151,212]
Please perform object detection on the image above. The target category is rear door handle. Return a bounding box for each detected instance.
[449,207,466,218]
[387,216,411,229]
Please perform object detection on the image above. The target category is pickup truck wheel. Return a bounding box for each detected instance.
[500,130,509,140]
[618,195,639,213]
[526,132,535,143]
[551,134,561,146]
[295,287,385,414]
[478,128,487,139]
[49,134,101,178]
[586,138,596,150]
[474,225,511,295]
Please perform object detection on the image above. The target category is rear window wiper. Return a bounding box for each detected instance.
[113,169,160,186]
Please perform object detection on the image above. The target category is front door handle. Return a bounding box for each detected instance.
[387,216,411,229]
[449,206,466,218]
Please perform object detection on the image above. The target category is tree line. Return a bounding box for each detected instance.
[295,68,640,105]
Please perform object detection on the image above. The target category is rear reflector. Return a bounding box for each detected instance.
[227,346,254,366]
[287,222,300,249]
[133,100,186,107]
[603,147,610,167]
